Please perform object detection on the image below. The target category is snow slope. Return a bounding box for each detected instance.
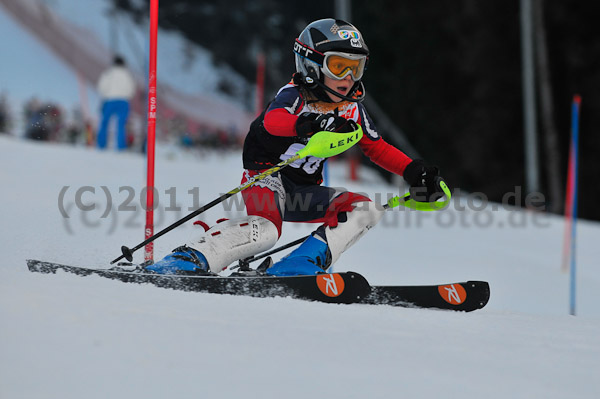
[1,136,599,398]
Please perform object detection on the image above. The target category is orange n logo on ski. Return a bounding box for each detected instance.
[316,274,345,297]
[438,284,467,305]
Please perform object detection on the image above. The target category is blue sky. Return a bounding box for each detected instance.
[0,4,98,112]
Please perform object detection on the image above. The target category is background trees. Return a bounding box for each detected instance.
[112,0,600,221]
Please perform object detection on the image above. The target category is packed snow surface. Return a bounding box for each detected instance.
[1,136,599,398]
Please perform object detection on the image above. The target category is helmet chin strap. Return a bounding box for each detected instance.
[314,79,366,103]
[303,68,366,103]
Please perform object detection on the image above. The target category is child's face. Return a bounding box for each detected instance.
[323,74,354,103]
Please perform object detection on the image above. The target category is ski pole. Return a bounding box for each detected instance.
[111,128,364,264]
[241,179,452,265]
[240,236,308,266]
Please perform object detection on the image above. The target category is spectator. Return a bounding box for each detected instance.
[96,55,136,150]
[24,98,63,141]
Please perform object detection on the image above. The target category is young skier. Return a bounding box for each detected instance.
[146,18,444,276]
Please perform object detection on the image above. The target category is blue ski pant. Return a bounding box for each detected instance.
[97,99,130,150]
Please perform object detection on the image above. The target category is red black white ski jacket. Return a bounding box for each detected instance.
[242,82,412,185]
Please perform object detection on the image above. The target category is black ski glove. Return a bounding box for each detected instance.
[295,112,357,137]
[403,159,445,202]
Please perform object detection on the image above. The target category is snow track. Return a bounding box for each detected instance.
[1,136,599,398]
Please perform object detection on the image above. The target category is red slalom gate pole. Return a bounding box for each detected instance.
[144,0,159,262]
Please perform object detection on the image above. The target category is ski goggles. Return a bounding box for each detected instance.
[322,52,367,81]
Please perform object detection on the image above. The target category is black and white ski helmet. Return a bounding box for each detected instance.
[294,19,369,88]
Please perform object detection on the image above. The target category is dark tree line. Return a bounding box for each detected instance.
[109,0,326,97]
[111,0,600,221]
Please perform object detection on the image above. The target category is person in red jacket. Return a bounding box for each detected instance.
[146,18,444,276]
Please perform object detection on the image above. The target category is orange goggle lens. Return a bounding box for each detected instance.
[325,55,364,79]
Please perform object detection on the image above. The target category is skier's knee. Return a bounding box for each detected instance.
[324,200,384,265]
[346,200,385,227]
